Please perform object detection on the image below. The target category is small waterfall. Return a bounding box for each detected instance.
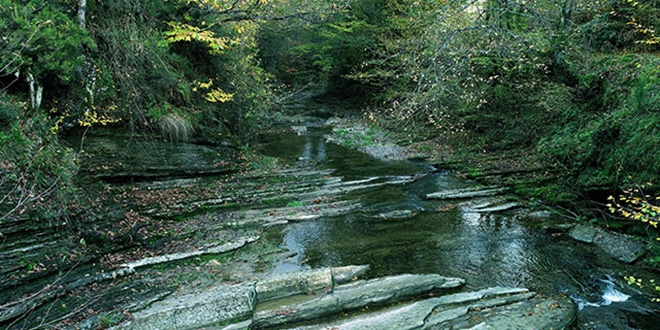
[572,275,630,310]
[600,277,630,305]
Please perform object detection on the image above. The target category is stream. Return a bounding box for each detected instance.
[2,108,660,329]
[258,123,659,329]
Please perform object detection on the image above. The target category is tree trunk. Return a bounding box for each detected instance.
[26,71,43,110]
[78,0,87,28]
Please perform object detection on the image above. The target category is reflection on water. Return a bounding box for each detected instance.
[297,137,327,166]
[260,124,660,329]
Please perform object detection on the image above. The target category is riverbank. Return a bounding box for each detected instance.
[324,113,562,202]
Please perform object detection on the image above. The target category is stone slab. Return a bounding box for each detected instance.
[255,268,333,302]
[252,274,465,328]
[119,283,255,330]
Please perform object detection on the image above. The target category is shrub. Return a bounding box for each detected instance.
[0,110,77,223]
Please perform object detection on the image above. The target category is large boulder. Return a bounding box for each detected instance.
[255,265,370,302]
[569,224,598,243]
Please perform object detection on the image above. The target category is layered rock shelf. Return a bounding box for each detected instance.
[115,265,576,330]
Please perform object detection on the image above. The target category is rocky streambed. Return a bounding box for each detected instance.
[1,104,659,329]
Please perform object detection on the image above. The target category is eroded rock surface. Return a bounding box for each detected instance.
[290,287,575,330]
[120,283,255,330]
[114,267,576,330]
[255,265,370,302]
[252,273,465,328]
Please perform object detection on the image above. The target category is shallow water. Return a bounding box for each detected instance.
[260,125,660,329]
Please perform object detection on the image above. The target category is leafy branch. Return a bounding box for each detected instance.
[163,22,236,54]
[607,182,660,231]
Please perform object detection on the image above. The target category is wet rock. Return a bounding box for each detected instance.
[218,320,251,330]
[543,223,575,233]
[331,265,371,284]
[224,173,419,228]
[593,230,645,263]
[291,126,307,135]
[369,209,418,220]
[425,186,508,200]
[0,285,66,323]
[471,201,520,213]
[74,132,240,182]
[255,268,332,302]
[361,143,410,161]
[449,293,576,330]
[113,266,577,330]
[570,225,645,263]
[120,236,260,270]
[251,274,465,328]
[318,287,533,330]
[528,210,552,219]
[324,122,411,161]
[115,266,370,330]
[570,224,598,243]
[233,201,362,227]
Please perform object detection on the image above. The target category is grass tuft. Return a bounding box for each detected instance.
[159,113,194,142]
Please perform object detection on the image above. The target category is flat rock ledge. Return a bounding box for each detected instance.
[113,266,576,330]
[291,287,576,330]
[115,265,370,330]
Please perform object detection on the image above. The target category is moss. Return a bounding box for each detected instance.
[286,201,304,208]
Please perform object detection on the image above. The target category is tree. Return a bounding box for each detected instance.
[0,0,94,110]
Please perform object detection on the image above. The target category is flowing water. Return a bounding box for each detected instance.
[258,124,660,329]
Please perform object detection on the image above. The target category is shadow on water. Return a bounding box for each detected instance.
[259,125,660,329]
